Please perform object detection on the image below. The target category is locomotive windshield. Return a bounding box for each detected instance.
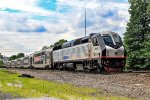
[112,34,123,47]
[102,36,114,47]
[102,34,123,48]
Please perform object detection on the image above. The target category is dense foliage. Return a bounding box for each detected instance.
[42,46,49,50]
[148,0,150,12]
[0,53,4,67]
[0,53,3,59]
[51,39,67,47]
[124,0,150,70]
[9,53,25,61]
[42,39,67,50]
[0,60,4,67]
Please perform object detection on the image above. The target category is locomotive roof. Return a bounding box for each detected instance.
[101,31,118,35]
[63,40,74,45]
[34,49,53,54]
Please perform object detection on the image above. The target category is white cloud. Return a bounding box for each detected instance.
[0,0,53,14]
[0,0,130,56]
[0,32,65,56]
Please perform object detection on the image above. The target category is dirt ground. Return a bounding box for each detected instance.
[6,69,150,100]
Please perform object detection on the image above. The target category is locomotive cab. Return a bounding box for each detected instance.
[100,31,126,72]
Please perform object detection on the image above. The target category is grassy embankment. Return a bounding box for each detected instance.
[0,69,133,100]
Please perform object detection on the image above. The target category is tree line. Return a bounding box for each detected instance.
[42,39,67,50]
[8,39,67,61]
[0,53,4,67]
[124,0,150,70]
[9,53,25,61]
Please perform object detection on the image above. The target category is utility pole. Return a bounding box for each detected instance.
[85,9,87,36]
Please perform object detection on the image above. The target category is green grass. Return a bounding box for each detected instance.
[0,69,133,100]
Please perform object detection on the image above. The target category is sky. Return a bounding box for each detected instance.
[0,0,130,57]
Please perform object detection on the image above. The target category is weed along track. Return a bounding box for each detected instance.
[4,68,150,100]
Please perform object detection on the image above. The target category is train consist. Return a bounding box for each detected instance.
[6,31,126,72]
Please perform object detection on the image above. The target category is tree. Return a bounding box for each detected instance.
[146,0,150,69]
[42,46,49,50]
[0,60,4,67]
[0,53,3,59]
[9,55,17,61]
[51,39,67,47]
[17,53,25,59]
[9,53,25,61]
[148,0,150,12]
[124,0,150,69]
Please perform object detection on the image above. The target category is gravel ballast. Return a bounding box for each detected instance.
[7,69,150,100]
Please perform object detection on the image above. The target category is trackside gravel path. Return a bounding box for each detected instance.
[7,69,150,100]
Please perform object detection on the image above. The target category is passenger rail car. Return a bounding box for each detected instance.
[21,56,31,68]
[16,58,23,68]
[32,49,53,69]
[6,61,11,68]
[7,31,126,72]
[10,60,17,68]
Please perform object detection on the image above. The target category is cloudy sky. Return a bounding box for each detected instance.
[0,0,130,57]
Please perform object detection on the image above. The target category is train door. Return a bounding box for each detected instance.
[30,57,32,67]
[50,51,53,69]
[91,37,101,58]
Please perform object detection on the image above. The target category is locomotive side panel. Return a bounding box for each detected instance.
[53,49,61,62]
[62,43,88,61]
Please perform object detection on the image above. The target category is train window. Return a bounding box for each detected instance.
[113,35,120,42]
[23,58,29,65]
[53,46,57,50]
[112,34,123,47]
[62,40,74,48]
[102,36,114,47]
[42,52,45,55]
[53,45,62,50]
[34,52,40,57]
[45,55,47,64]
[33,57,34,64]
[35,61,43,64]
[81,36,90,44]
[92,37,99,46]
[81,39,88,43]
[73,38,82,46]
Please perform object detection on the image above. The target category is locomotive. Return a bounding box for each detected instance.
[6,31,126,72]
